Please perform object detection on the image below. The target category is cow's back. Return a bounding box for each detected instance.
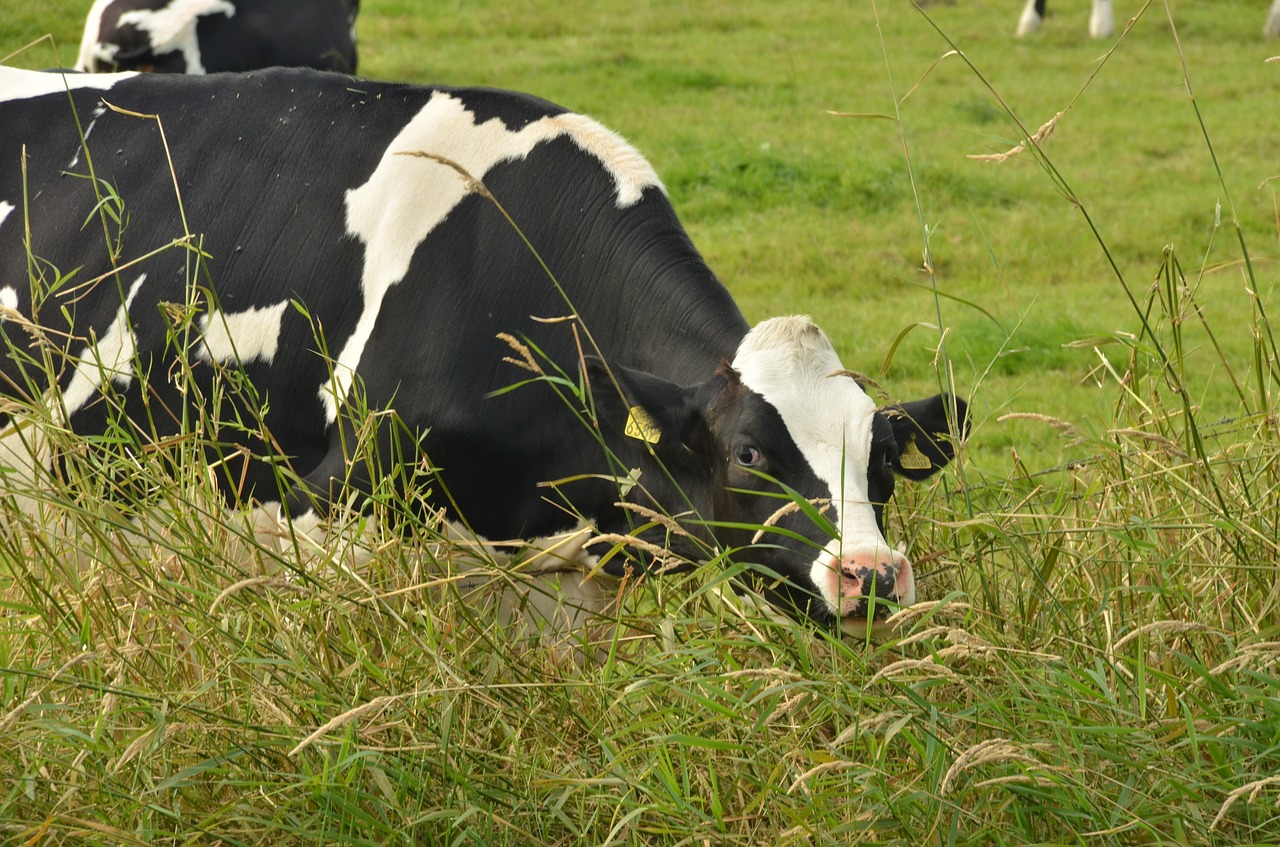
[0,67,746,532]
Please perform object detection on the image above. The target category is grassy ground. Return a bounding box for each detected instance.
[2,1,1280,845]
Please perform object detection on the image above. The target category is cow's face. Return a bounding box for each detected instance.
[590,316,965,634]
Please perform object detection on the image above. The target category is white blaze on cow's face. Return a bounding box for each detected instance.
[732,316,915,624]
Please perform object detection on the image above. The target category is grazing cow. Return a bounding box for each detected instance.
[76,0,359,74]
[0,66,966,633]
[1018,0,1280,39]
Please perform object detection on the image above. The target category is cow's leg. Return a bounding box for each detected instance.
[1016,0,1047,36]
[1089,0,1114,38]
[281,418,378,521]
[1267,0,1280,38]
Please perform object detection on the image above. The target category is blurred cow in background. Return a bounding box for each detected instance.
[1016,1,1280,39]
[76,0,360,74]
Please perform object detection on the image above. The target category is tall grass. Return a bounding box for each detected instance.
[3,4,1280,846]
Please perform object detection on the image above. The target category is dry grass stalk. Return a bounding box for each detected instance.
[968,110,1064,163]
[941,739,1044,796]
[998,412,1085,445]
[289,694,398,756]
[588,532,690,573]
[894,625,952,647]
[1207,641,1280,677]
[0,651,98,734]
[833,711,906,747]
[883,599,972,630]
[209,576,314,613]
[766,692,808,724]
[787,760,853,795]
[396,150,492,199]
[1107,427,1182,452]
[750,498,830,544]
[1210,774,1280,831]
[721,668,803,683]
[496,332,542,374]
[868,657,958,685]
[1112,620,1216,652]
[613,501,691,538]
[973,774,1056,789]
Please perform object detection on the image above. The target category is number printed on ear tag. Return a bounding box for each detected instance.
[625,405,662,444]
[898,435,932,470]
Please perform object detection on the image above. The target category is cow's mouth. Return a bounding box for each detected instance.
[838,609,906,638]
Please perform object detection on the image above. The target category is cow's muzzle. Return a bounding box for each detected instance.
[816,544,915,631]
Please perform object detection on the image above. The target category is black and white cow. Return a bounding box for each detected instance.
[1017,1,1280,39]
[76,0,360,74]
[0,66,966,633]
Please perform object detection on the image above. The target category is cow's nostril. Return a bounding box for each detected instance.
[838,559,899,600]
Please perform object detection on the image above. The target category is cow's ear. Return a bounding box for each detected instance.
[583,357,708,455]
[885,394,968,481]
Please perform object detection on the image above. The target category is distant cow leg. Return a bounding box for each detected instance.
[1089,0,1115,38]
[1267,0,1280,37]
[1016,0,1047,36]
[1016,1,1114,39]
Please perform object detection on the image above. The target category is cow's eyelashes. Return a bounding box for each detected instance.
[735,444,763,467]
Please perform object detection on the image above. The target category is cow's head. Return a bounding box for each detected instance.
[587,315,966,634]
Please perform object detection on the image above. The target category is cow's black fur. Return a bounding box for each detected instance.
[0,67,964,628]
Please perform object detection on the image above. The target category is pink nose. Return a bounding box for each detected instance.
[825,547,914,618]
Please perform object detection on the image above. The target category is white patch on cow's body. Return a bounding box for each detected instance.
[196,301,289,365]
[323,91,664,421]
[0,289,18,322]
[78,0,236,74]
[67,106,109,170]
[732,316,909,615]
[0,66,135,104]
[0,201,13,231]
[58,273,146,418]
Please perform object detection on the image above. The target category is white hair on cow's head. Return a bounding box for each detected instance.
[732,316,906,620]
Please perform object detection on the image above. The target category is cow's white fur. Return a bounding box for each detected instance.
[59,273,146,418]
[0,287,17,314]
[76,0,236,74]
[66,106,108,170]
[1268,1,1280,38]
[0,201,12,232]
[732,316,910,616]
[0,66,133,104]
[197,301,289,366]
[326,91,664,421]
[1016,0,1114,39]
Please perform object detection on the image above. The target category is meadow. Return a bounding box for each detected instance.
[1,0,1279,844]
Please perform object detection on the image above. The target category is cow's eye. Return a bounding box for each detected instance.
[735,444,762,467]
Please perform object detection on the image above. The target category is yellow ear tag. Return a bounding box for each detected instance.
[898,435,933,470]
[624,405,662,444]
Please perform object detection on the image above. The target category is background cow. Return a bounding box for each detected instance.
[75,0,360,74]
[1016,1,1280,39]
[0,66,966,634]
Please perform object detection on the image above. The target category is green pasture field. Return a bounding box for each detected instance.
[2,1,1279,845]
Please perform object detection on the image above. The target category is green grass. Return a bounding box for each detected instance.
[3,1,1280,845]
